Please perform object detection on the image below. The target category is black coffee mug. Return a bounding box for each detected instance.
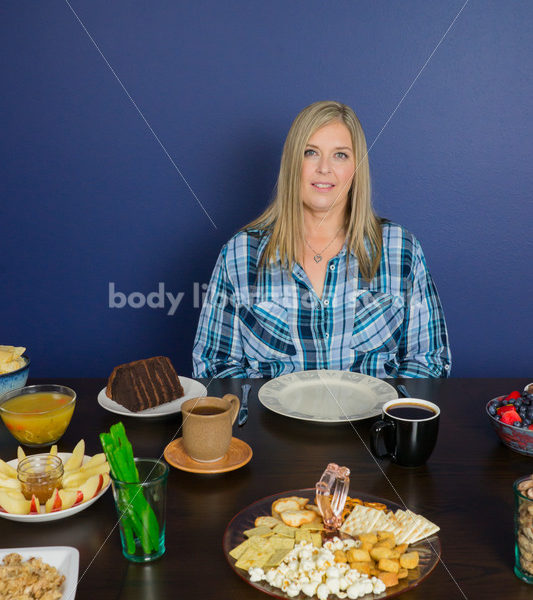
[370,399,440,467]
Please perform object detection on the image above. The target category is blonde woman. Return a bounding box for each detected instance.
[192,101,451,379]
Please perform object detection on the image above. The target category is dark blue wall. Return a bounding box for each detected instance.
[2,1,531,378]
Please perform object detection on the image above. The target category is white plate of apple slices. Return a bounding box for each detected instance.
[0,440,111,522]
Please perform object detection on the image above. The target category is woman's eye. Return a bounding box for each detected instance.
[335,152,348,159]
[304,149,317,157]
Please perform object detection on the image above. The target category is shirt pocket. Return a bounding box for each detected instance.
[351,291,405,353]
[238,300,296,360]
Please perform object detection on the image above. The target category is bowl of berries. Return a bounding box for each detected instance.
[486,384,533,456]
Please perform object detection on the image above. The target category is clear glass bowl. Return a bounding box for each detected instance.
[17,454,64,504]
[0,384,76,447]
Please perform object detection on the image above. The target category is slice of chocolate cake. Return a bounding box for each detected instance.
[107,356,184,412]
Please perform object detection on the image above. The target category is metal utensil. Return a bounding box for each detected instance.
[397,384,411,398]
[237,384,251,427]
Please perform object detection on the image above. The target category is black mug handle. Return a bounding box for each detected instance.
[370,419,395,459]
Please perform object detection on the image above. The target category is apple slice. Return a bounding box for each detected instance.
[17,446,26,462]
[58,488,83,509]
[30,494,41,514]
[49,444,58,456]
[63,439,85,471]
[101,472,110,490]
[45,488,62,513]
[0,489,31,514]
[0,476,21,491]
[62,462,110,489]
[0,459,17,479]
[78,453,107,471]
[76,473,104,503]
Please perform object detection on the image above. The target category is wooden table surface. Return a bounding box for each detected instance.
[1,377,532,600]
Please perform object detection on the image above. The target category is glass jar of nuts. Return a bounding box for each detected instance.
[514,474,533,584]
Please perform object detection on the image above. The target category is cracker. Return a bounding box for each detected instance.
[229,539,252,560]
[235,546,272,570]
[294,529,313,543]
[244,526,273,538]
[300,521,324,531]
[269,536,295,551]
[264,548,292,568]
[273,523,296,537]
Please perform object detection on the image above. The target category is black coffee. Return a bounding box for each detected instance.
[386,403,436,420]
[190,406,225,416]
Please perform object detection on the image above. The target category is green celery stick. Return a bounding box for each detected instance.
[100,422,160,553]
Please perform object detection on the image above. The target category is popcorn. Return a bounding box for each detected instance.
[258,539,390,600]
[248,567,264,582]
[302,581,320,597]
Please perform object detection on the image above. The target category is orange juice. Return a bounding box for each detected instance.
[0,392,75,445]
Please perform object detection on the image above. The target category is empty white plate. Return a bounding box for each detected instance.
[258,370,397,422]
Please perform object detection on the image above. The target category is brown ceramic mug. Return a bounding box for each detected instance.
[181,394,240,462]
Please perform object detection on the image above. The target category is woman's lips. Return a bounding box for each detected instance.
[312,183,334,191]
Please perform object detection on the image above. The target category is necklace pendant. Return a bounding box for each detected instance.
[313,254,322,263]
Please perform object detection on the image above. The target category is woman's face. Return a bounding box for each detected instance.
[300,120,355,216]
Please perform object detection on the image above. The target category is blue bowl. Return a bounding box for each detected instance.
[0,357,30,396]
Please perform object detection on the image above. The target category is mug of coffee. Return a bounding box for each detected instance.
[181,394,240,462]
[370,399,440,467]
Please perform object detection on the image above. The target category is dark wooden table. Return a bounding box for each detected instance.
[1,377,532,600]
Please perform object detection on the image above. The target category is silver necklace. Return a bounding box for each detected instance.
[304,225,344,263]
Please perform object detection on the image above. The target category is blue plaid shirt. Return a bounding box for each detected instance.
[192,222,451,379]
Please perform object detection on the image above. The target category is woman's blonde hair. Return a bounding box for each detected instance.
[246,100,382,281]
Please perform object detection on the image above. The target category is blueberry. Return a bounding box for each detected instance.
[513,421,522,427]
[489,405,497,416]
[516,400,523,410]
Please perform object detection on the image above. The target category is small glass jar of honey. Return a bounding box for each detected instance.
[17,454,63,504]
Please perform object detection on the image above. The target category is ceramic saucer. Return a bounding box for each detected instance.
[164,437,252,474]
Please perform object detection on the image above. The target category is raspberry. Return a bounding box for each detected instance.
[501,410,521,425]
[506,391,521,401]
[529,425,533,431]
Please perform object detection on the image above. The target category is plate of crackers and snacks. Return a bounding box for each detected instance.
[0,439,111,522]
[223,489,441,600]
[0,546,79,600]
[97,356,207,418]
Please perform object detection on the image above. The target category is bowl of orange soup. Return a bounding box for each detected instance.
[0,384,76,447]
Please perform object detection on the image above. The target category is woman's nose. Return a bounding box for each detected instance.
[316,157,331,174]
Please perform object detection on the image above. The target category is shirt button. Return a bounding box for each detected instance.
[325,332,330,338]
[444,365,450,370]
[323,299,329,306]
[329,264,335,271]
